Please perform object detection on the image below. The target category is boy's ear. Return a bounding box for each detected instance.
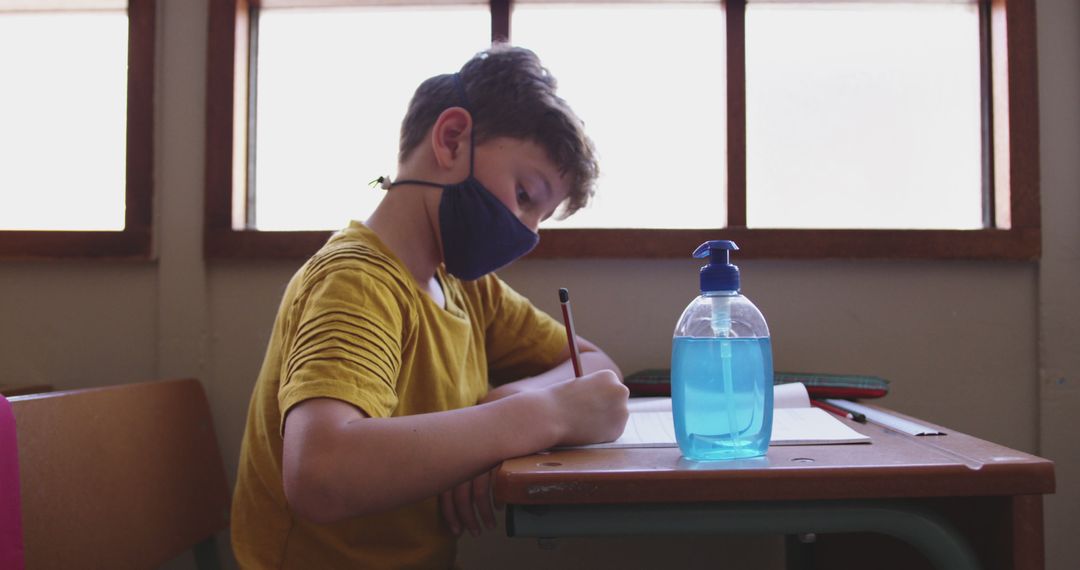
[429,107,473,171]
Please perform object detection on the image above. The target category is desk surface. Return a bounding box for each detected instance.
[495,405,1055,505]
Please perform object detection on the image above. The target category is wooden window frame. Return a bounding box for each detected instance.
[0,0,156,260]
[205,0,1039,261]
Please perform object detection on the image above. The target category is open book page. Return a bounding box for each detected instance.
[771,408,871,445]
[562,383,870,449]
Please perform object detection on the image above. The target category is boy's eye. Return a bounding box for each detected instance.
[516,186,532,206]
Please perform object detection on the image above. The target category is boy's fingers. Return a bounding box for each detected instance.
[453,481,481,536]
[439,490,461,536]
[472,471,496,530]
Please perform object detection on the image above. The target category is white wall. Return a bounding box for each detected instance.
[0,1,1075,568]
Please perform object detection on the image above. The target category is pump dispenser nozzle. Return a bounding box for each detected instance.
[693,240,740,293]
[692,240,740,338]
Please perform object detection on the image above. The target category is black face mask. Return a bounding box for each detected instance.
[386,74,539,280]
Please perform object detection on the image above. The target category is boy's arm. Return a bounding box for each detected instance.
[483,335,622,403]
[282,368,627,524]
[438,337,620,534]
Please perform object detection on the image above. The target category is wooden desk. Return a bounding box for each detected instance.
[495,407,1054,570]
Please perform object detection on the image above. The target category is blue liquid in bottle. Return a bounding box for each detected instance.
[672,336,774,460]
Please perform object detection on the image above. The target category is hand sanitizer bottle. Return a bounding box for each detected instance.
[671,240,773,460]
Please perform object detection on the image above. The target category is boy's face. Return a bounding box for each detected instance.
[471,137,571,233]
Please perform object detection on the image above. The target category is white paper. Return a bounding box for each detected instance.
[770,407,870,445]
[774,382,811,409]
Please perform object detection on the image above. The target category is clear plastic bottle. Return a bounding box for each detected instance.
[671,240,773,460]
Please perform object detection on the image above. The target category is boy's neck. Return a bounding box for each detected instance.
[366,142,470,300]
[365,179,444,289]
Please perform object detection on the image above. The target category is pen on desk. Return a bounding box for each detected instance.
[558,288,584,378]
[811,399,867,423]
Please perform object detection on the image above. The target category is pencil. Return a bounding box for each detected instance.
[819,399,868,423]
[810,399,867,423]
[558,288,584,378]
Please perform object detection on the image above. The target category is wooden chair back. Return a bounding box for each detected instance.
[9,378,230,570]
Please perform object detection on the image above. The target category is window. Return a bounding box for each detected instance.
[745,2,983,230]
[0,0,155,259]
[515,3,727,230]
[205,0,1039,260]
[252,6,489,231]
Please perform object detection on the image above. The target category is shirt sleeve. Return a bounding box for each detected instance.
[472,275,568,385]
[278,252,411,431]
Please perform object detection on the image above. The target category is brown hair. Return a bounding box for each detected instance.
[398,44,598,218]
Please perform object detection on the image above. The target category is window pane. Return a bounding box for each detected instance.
[514,3,726,230]
[0,10,128,231]
[746,2,982,230]
[253,7,489,231]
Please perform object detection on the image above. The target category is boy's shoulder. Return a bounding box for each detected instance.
[297,221,413,296]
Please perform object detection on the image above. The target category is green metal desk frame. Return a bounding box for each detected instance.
[506,499,981,570]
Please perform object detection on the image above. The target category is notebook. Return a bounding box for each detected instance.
[564,383,871,449]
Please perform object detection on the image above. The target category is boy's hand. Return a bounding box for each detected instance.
[439,466,500,537]
[548,369,629,447]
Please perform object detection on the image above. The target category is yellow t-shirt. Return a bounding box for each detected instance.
[231,222,568,569]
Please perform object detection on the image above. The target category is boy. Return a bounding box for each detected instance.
[231,44,629,569]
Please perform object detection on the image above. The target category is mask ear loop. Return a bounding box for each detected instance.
[452,73,476,178]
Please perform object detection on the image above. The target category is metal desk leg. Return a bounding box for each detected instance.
[506,500,981,570]
[784,533,816,570]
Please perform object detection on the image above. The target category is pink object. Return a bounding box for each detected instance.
[0,394,25,570]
